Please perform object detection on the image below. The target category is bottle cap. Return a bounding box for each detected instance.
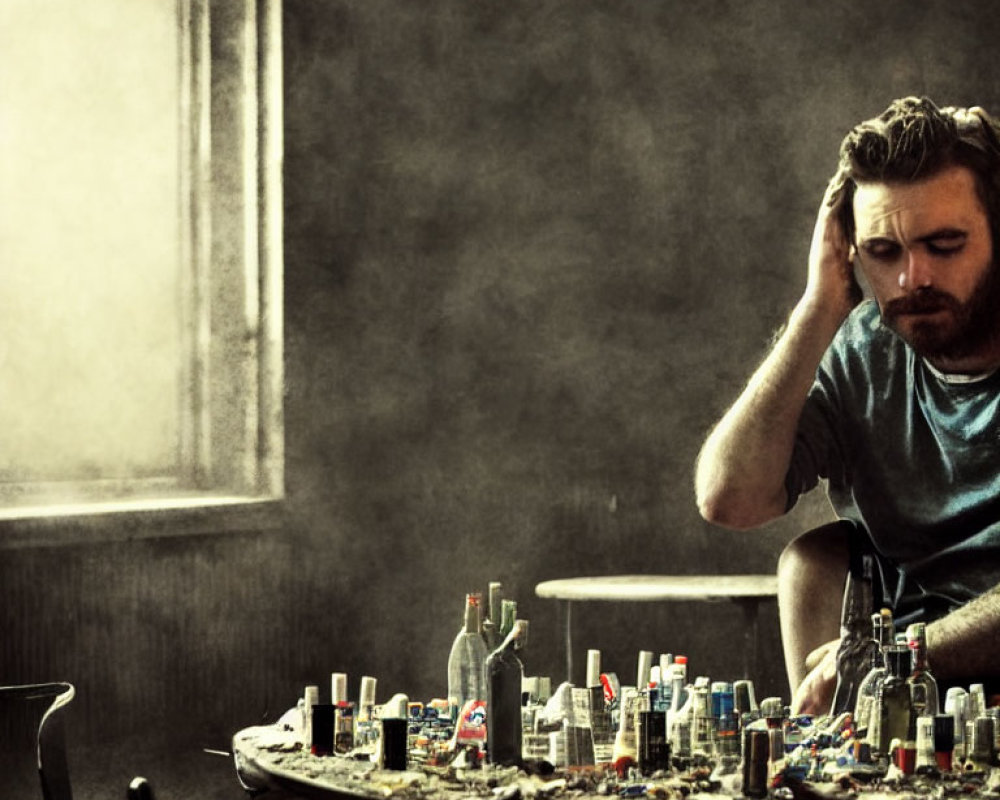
[464,592,484,633]
[969,684,987,718]
[733,680,757,714]
[945,686,968,710]
[359,676,377,708]
[488,582,503,625]
[383,693,409,719]
[331,673,348,706]
[587,650,602,688]
[759,696,784,720]
[636,651,653,689]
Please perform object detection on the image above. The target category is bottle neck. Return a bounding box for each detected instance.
[884,646,910,679]
[464,596,482,634]
[841,573,874,636]
[498,619,527,654]
[906,623,930,671]
[499,600,517,639]
[909,640,929,671]
[877,620,895,647]
[487,582,503,628]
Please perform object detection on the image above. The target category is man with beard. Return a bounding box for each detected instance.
[695,97,1000,715]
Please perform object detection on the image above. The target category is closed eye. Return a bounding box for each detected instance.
[925,232,966,255]
[861,239,901,261]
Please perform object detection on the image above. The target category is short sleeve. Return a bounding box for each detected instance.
[783,309,865,511]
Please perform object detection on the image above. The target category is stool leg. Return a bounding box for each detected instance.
[564,600,573,684]
[738,599,759,680]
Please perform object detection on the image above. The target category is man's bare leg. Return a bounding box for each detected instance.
[777,521,852,703]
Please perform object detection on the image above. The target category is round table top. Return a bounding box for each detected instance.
[535,574,778,602]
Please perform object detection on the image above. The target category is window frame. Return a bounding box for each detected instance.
[0,0,284,541]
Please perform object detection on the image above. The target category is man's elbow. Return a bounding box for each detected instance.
[696,485,783,531]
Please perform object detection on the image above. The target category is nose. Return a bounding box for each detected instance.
[897,249,933,291]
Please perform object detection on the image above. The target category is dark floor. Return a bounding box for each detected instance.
[0,740,276,800]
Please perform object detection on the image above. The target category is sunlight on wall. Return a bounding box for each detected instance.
[0,0,181,482]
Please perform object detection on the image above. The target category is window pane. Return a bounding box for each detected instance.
[0,0,181,483]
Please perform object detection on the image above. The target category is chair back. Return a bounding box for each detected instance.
[0,682,75,800]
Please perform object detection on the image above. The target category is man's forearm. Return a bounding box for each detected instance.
[926,585,1000,681]
[695,297,846,530]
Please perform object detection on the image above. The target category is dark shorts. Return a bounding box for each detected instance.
[845,519,1000,698]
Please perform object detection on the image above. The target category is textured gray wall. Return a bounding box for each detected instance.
[281,0,1000,702]
[3,3,1000,786]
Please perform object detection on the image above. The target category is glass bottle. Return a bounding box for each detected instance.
[713,681,739,758]
[829,556,876,716]
[690,677,714,757]
[854,608,894,739]
[482,581,503,651]
[499,599,517,640]
[447,593,489,720]
[945,687,969,760]
[656,654,674,712]
[486,618,528,766]
[871,644,912,758]
[906,622,939,718]
[669,655,688,715]
[669,681,694,761]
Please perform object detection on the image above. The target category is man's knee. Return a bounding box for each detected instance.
[778,520,854,586]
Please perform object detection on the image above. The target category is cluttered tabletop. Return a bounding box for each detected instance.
[232,587,1000,800]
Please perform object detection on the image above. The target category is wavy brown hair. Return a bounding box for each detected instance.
[837,96,1000,247]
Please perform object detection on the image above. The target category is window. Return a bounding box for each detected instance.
[0,0,283,521]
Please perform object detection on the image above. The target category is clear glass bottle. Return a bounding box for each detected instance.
[854,608,894,740]
[669,682,694,761]
[906,622,939,718]
[830,558,876,716]
[945,687,969,760]
[447,593,489,720]
[486,618,527,766]
[690,677,714,757]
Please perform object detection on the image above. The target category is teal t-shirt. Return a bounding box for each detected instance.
[787,300,1000,619]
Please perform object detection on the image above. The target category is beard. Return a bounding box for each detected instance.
[881,253,1000,364]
